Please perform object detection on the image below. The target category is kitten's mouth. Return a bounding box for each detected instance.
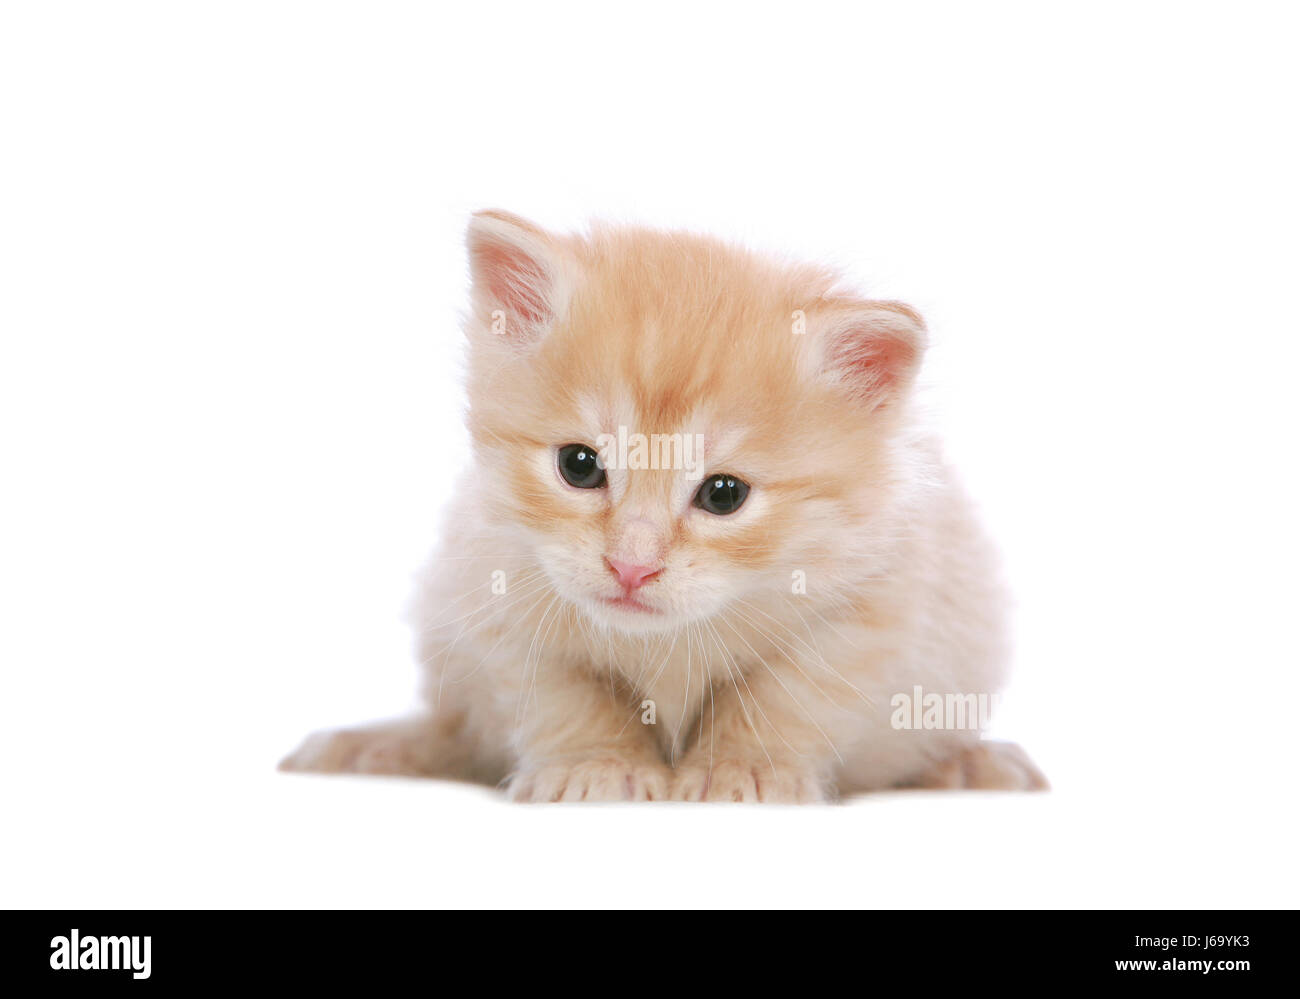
[600,594,660,614]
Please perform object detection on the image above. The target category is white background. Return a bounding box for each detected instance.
[2,1,1297,908]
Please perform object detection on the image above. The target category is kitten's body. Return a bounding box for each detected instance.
[282,212,1046,802]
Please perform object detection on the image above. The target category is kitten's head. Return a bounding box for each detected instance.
[462,210,926,634]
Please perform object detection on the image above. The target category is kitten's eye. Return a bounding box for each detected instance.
[556,443,606,489]
[694,474,750,515]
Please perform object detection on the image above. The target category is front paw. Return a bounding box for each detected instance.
[669,759,828,803]
[507,754,671,803]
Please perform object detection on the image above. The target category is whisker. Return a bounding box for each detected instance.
[429,573,555,707]
[515,594,563,728]
[447,581,559,688]
[616,627,680,737]
[729,604,860,721]
[670,622,695,765]
[716,612,839,764]
[732,599,875,709]
[798,598,868,651]
[701,616,783,771]
[417,568,548,634]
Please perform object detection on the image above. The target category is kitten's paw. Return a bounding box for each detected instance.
[916,740,1049,791]
[669,760,828,803]
[507,755,671,803]
[278,720,438,777]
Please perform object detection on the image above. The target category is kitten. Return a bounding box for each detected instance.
[280,210,1047,802]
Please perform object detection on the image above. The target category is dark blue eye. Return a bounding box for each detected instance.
[557,443,606,489]
[694,474,749,515]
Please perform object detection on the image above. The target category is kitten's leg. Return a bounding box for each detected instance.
[909,740,1049,791]
[668,665,845,804]
[507,669,671,803]
[278,712,496,782]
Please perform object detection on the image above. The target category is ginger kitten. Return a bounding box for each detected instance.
[281,210,1047,802]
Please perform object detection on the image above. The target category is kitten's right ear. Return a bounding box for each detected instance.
[466,210,570,347]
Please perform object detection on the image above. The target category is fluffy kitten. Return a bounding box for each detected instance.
[281,210,1047,802]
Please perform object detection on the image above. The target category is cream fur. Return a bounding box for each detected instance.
[280,212,1047,802]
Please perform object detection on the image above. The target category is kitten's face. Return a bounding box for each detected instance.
[463,212,924,635]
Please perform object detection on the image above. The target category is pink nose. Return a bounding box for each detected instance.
[606,558,662,591]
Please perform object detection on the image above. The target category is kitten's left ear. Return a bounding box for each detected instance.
[466,209,572,347]
[807,300,928,410]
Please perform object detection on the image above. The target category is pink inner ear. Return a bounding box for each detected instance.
[826,318,921,405]
[474,239,551,334]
